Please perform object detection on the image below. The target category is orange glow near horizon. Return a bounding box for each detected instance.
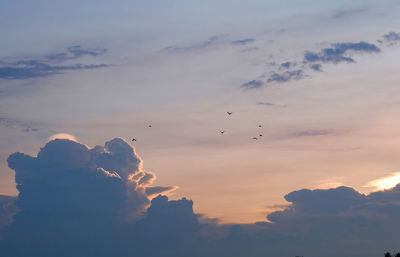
[367,172,400,191]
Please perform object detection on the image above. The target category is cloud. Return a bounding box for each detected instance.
[0,117,46,133]
[0,195,18,233]
[0,63,109,79]
[279,186,367,215]
[47,133,78,142]
[242,39,382,90]
[304,41,381,64]
[46,45,107,62]
[146,186,178,196]
[383,32,400,45]
[0,45,110,79]
[232,38,256,46]
[240,80,265,89]
[256,102,287,108]
[293,129,333,137]
[267,70,306,84]
[280,61,296,69]
[239,46,259,53]
[131,195,202,257]
[161,36,219,53]
[237,186,400,257]
[0,138,176,256]
[331,8,367,19]
[263,186,400,255]
[2,137,400,257]
[309,63,323,71]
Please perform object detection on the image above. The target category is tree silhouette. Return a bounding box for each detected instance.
[385,252,392,257]
[395,253,400,257]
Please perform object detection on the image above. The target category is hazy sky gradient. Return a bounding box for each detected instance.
[2,0,400,223]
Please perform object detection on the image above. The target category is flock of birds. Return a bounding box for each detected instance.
[132,111,263,142]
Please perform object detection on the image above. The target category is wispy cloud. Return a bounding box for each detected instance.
[231,38,256,46]
[0,45,110,79]
[293,129,333,137]
[304,41,381,64]
[146,186,178,196]
[0,117,43,133]
[331,8,367,19]
[309,63,323,71]
[241,38,383,90]
[46,45,107,62]
[0,63,109,79]
[240,80,265,89]
[280,61,296,69]
[256,102,287,108]
[161,36,219,53]
[267,70,306,83]
[383,31,400,45]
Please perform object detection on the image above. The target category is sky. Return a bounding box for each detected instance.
[2,1,400,256]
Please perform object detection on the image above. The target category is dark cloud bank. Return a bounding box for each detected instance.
[1,138,400,257]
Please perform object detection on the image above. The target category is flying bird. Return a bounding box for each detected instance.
[227,112,232,115]
[259,134,263,137]
[132,138,137,141]
[220,130,225,134]
[258,125,262,128]
[148,125,152,128]
[252,137,258,140]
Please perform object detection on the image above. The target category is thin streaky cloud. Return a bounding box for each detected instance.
[161,36,219,54]
[256,102,287,108]
[293,129,333,137]
[0,45,110,79]
[231,38,256,46]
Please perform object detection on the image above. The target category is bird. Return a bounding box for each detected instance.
[252,137,258,140]
[259,134,263,137]
[258,125,262,128]
[148,125,152,128]
[227,112,232,115]
[132,138,137,141]
[220,130,225,134]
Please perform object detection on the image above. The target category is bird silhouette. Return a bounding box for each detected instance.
[227,112,232,115]
[252,137,258,140]
[258,125,262,128]
[220,130,225,134]
[132,138,137,141]
[148,125,152,128]
[259,134,263,137]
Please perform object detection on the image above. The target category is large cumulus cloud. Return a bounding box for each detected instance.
[240,186,400,257]
[0,138,176,257]
[1,137,400,257]
[0,195,17,235]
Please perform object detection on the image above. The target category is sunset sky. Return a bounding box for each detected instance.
[4,2,400,257]
[2,0,400,231]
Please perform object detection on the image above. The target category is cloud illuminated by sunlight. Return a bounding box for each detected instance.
[47,133,78,142]
[316,181,344,189]
[367,172,400,191]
